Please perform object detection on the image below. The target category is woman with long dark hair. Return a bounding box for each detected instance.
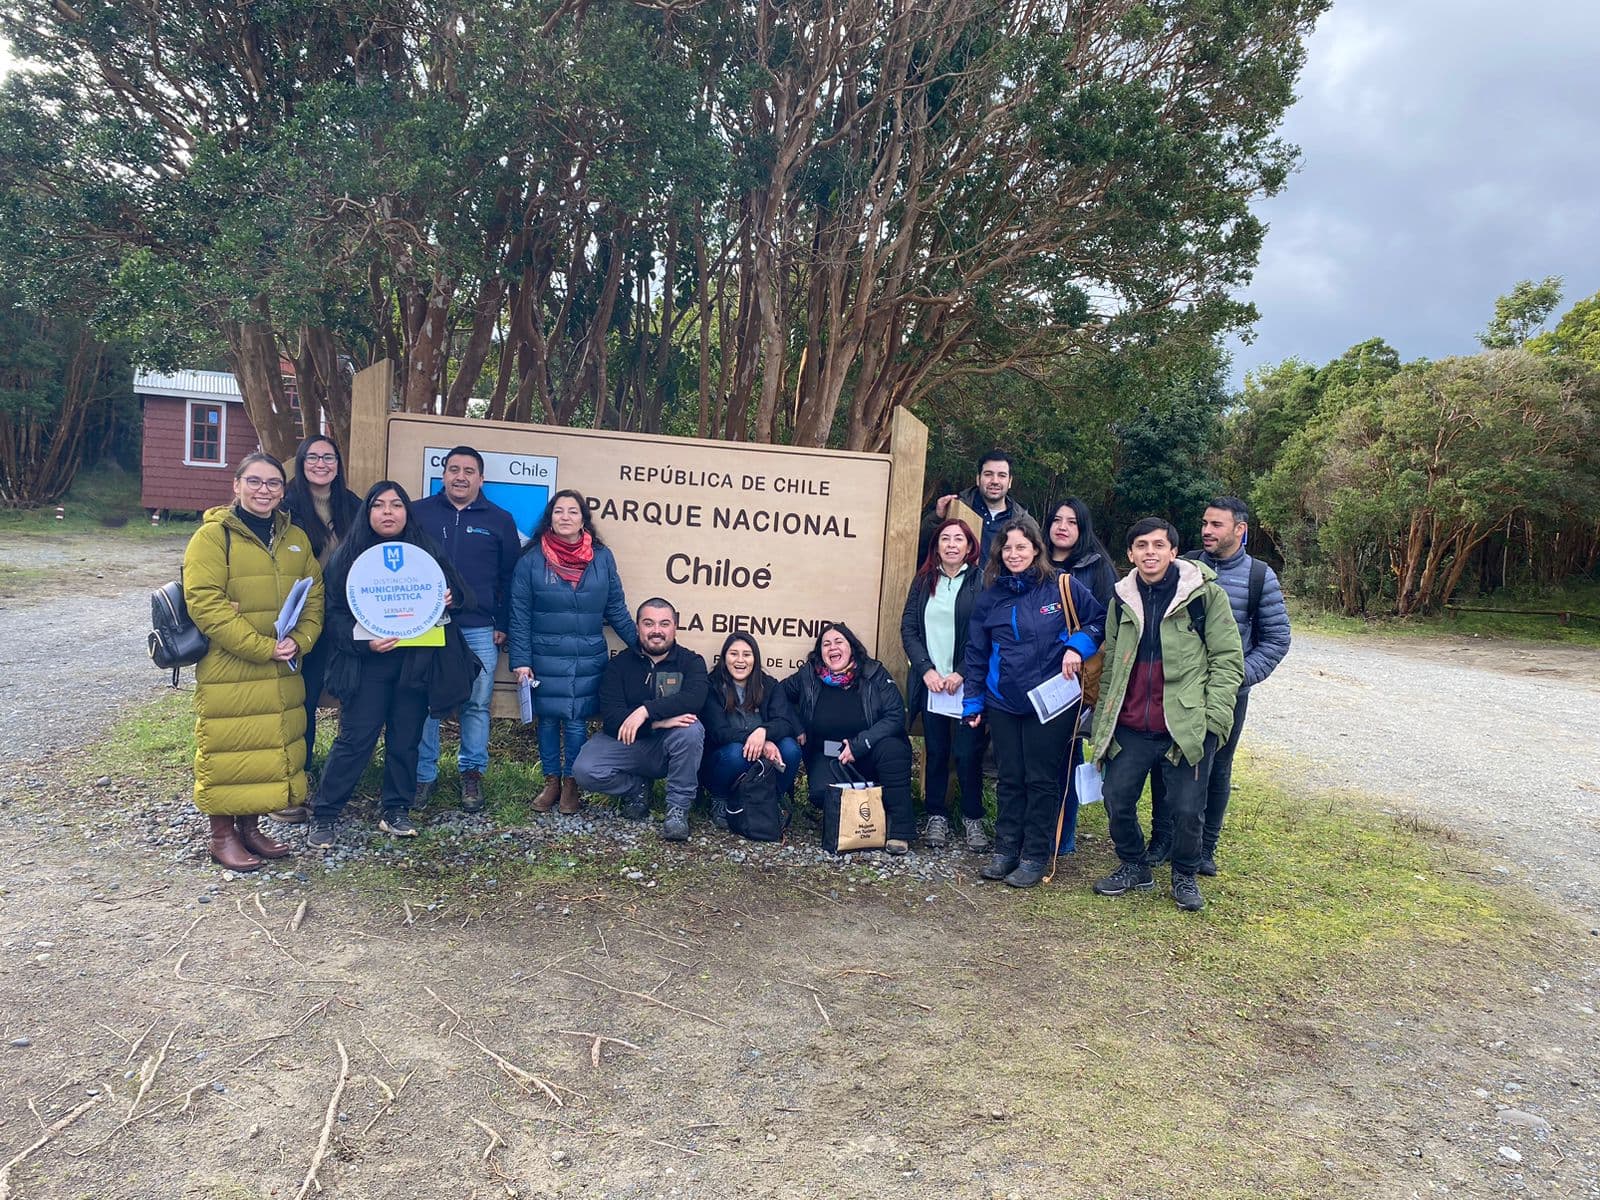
[699,632,802,827]
[308,481,470,849]
[508,489,637,815]
[783,621,915,854]
[183,452,324,870]
[275,435,362,817]
[1044,498,1116,608]
[962,520,1105,886]
[900,517,987,851]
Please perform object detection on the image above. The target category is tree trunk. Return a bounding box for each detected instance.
[224,311,296,461]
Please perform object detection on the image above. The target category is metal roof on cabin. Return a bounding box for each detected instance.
[132,369,243,402]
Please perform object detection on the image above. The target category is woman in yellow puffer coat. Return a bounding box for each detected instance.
[183,452,324,870]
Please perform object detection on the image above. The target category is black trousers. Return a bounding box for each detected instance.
[1150,690,1249,856]
[806,736,916,842]
[300,635,332,770]
[921,711,984,821]
[1104,727,1218,875]
[987,706,1074,864]
[313,653,429,822]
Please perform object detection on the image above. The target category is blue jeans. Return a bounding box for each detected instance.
[700,738,802,799]
[538,717,590,778]
[417,624,499,782]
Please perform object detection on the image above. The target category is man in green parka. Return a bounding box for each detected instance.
[1089,517,1244,913]
[183,452,324,870]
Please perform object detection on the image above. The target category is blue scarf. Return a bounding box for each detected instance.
[998,571,1032,594]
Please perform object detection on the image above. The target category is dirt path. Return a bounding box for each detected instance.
[1247,631,1600,915]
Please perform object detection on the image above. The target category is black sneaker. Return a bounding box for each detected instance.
[307,820,337,850]
[1092,861,1154,896]
[710,798,729,831]
[621,782,650,822]
[460,769,484,813]
[379,812,418,838]
[1146,836,1173,866]
[1197,853,1218,877]
[1003,860,1047,888]
[413,779,437,814]
[661,808,690,841]
[980,854,1020,881]
[1172,872,1205,912]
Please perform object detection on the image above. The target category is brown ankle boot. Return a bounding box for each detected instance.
[558,777,583,815]
[236,814,291,859]
[207,816,264,872]
[531,776,562,812]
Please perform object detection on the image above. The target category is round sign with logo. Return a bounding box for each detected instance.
[344,542,447,640]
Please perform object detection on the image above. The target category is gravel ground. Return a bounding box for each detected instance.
[0,534,185,762]
[1248,630,1600,915]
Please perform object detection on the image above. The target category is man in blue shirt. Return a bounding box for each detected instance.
[411,446,521,813]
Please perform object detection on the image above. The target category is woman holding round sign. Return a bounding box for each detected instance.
[309,480,471,849]
[183,452,324,871]
[507,489,637,815]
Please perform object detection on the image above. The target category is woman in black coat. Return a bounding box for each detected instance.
[309,480,471,850]
[900,517,986,851]
[276,434,363,812]
[782,622,915,854]
[699,632,803,828]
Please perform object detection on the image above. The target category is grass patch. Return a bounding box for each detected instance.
[0,463,187,539]
[79,689,195,781]
[1290,579,1600,646]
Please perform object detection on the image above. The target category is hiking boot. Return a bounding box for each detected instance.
[379,811,418,838]
[884,839,910,856]
[1172,872,1205,912]
[558,777,583,815]
[1093,861,1154,896]
[963,817,992,852]
[621,783,651,821]
[268,805,308,825]
[1197,853,1218,877]
[460,769,484,813]
[980,853,1020,881]
[1003,860,1047,888]
[531,777,561,813]
[1145,834,1172,866]
[923,815,950,849]
[662,807,690,842]
[307,820,337,850]
[412,779,437,815]
[710,797,729,831]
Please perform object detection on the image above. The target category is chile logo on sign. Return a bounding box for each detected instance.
[384,545,404,572]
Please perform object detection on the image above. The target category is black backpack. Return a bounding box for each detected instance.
[726,759,789,843]
[149,527,228,686]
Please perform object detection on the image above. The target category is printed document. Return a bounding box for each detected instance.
[1026,673,1082,723]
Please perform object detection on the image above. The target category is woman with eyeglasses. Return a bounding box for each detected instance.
[182,452,325,871]
[274,435,362,817]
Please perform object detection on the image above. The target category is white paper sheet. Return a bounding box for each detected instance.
[925,688,965,718]
[1026,672,1082,723]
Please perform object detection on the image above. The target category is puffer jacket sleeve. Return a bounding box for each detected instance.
[961,589,996,718]
[600,549,638,648]
[1200,582,1246,741]
[184,525,276,665]
[1244,565,1291,687]
[762,674,799,742]
[508,554,535,672]
[855,668,907,755]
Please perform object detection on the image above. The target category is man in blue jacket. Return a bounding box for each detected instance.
[1148,496,1292,875]
[411,446,521,813]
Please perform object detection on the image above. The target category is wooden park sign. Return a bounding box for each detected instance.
[348,362,928,715]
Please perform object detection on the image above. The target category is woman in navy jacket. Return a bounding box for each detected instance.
[900,517,986,851]
[699,632,803,827]
[963,519,1105,887]
[508,490,637,815]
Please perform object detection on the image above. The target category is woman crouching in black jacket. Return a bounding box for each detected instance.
[783,621,915,854]
[700,632,803,829]
[309,480,472,850]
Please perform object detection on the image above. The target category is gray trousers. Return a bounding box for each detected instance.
[572,723,705,811]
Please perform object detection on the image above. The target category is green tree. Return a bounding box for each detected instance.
[1478,276,1563,349]
[1527,290,1600,365]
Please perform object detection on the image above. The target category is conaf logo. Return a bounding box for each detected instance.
[383,545,404,572]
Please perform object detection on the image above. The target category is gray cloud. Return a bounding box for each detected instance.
[1231,0,1600,385]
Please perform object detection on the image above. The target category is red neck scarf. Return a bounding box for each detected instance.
[542,531,594,584]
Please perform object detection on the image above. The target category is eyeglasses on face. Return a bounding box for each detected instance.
[303,453,339,465]
[241,477,284,492]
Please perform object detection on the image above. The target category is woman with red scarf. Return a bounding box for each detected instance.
[508,490,637,813]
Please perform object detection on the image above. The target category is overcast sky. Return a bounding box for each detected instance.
[1231,0,1600,385]
[8,8,1598,393]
